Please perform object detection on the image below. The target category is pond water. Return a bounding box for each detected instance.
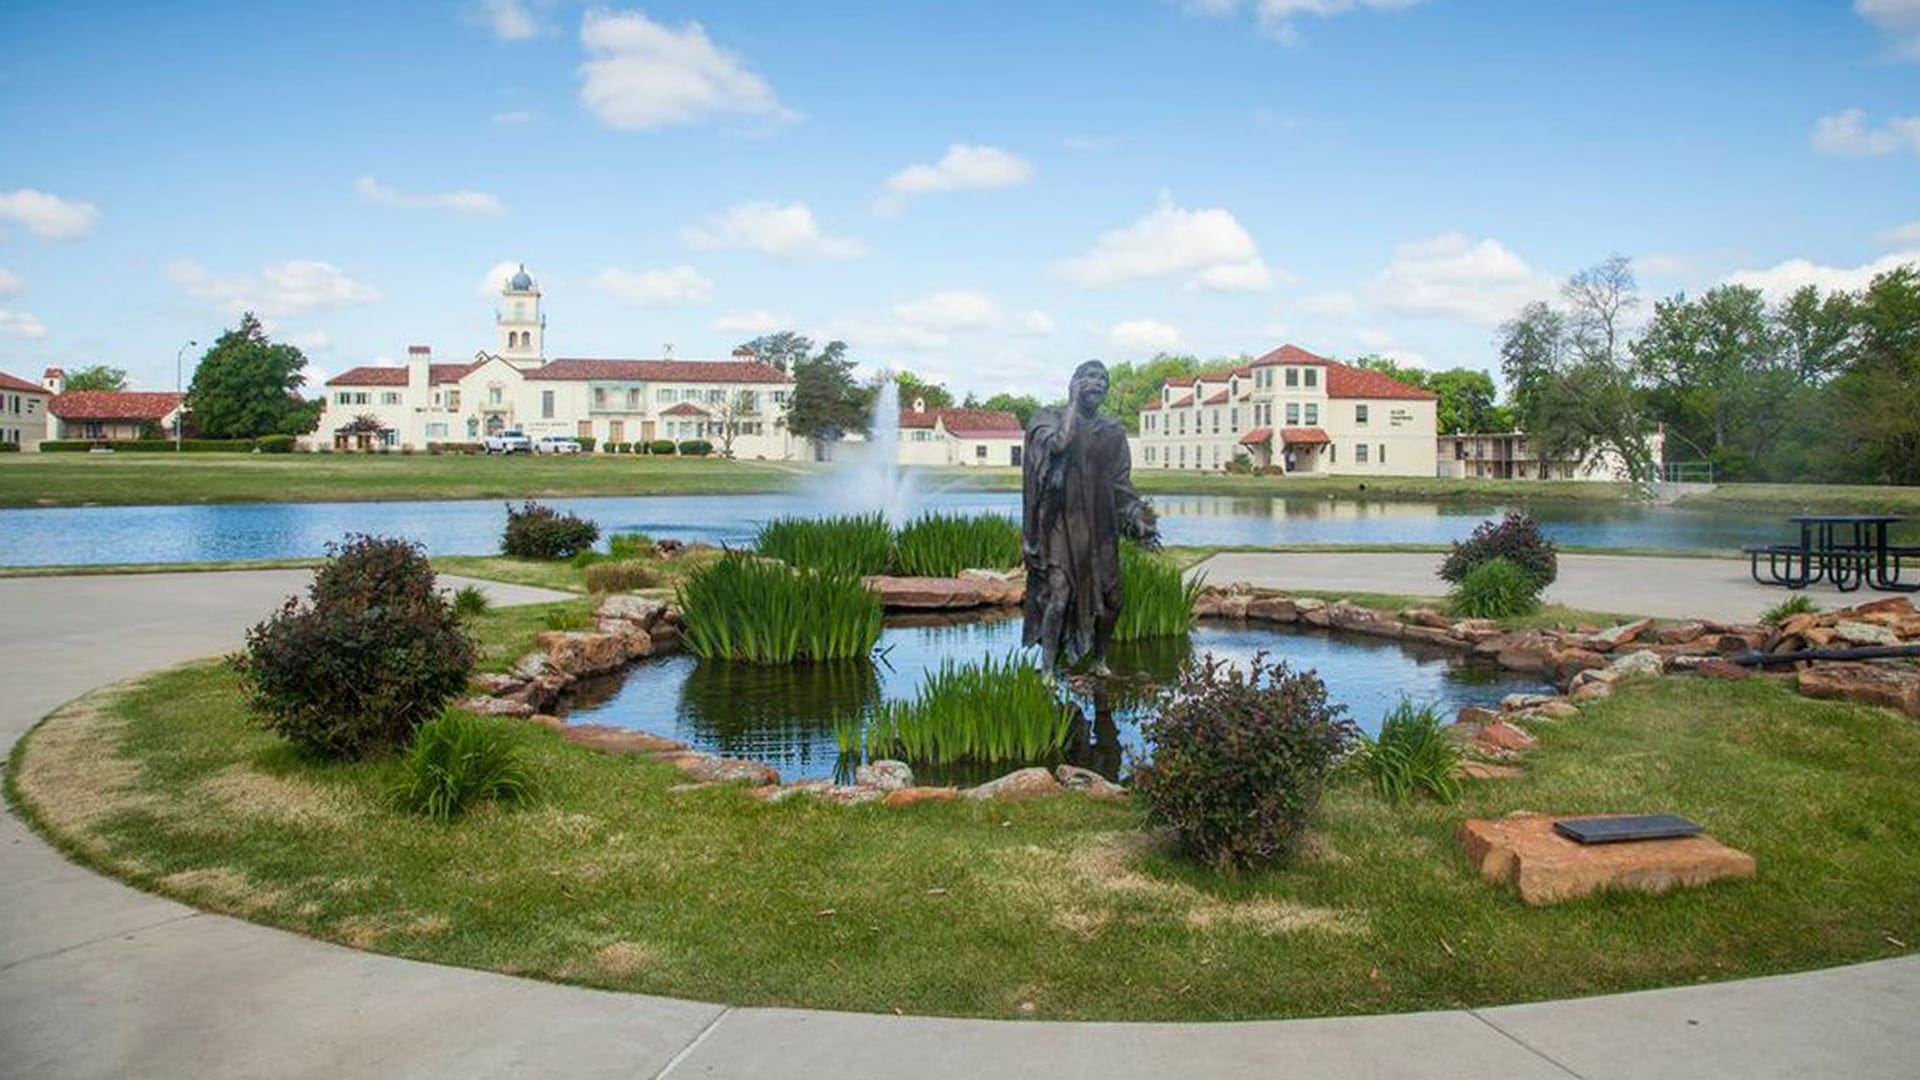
[560,615,1551,784]
[0,488,1853,567]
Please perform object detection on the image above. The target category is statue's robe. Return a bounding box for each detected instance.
[1020,408,1150,667]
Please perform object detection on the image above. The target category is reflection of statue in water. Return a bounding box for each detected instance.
[1022,360,1161,675]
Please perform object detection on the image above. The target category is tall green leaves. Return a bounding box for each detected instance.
[677,552,882,663]
[755,514,892,576]
[838,654,1073,766]
[1114,542,1201,642]
[754,512,1022,578]
[1352,700,1461,805]
[892,513,1022,577]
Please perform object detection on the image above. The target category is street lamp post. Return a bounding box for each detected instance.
[175,339,197,452]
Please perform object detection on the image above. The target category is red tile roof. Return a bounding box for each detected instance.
[1164,376,1197,387]
[50,391,182,421]
[1238,427,1271,445]
[900,408,939,429]
[1201,389,1229,405]
[327,363,478,387]
[938,408,1022,438]
[0,370,47,395]
[1280,426,1331,445]
[1167,394,1193,408]
[1248,344,1436,400]
[1139,398,1163,411]
[534,358,792,384]
[660,402,709,416]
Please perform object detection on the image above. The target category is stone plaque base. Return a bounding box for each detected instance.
[1458,813,1756,906]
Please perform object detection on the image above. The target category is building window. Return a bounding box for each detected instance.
[627,388,641,410]
[1286,403,1300,425]
[1378,443,1386,464]
[353,392,369,406]
[1305,403,1318,425]
[541,390,554,419]
[335,392,351,405]
[1211,410,1219,434]
[975,444,987,460]
[447,390,460,411]
[1355,404,1369,426]
[1178,445,1186,468]
[1146,446,1156,464]
[1285,368,1298,388]
[1304,368,1318,388]
[381,392,401,406]
[1329,443,1337,464]
[489,386,502,406]
[594,388,606,408]
[1177,413,1186,434]
[1356,443,1369,464]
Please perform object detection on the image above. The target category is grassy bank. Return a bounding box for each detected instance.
[948,466,1638,503]
[0,453,809,508]
[11,600,1914,1020]
[1675,482,1920,515]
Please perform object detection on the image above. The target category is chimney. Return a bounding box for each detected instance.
[42,367,64,395]
[408,345,431,391]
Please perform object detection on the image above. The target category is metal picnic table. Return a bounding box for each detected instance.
[1745,514,1918,593]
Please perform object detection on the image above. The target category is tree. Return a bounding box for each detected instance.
[1426,368,1509,434]
[63,365,128,392]
[786,339,865,451]
[711,389,759,458]
[888,370,953,412]
[738,331,813,374]
[187,314,316,438]
[976,391,1041,426]
[1102,353,1245,432]
[1832,265,1920,484]
[1632,284,1788,479]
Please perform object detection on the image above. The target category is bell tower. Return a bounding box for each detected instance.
[497,263,544,368]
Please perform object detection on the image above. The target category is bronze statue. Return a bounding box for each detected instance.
[1021,360,1161,675]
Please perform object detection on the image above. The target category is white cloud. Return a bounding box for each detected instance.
[682,201,862,260]
[1296,291,1359,318]
[592,264,716,306]
[0,268,21,296]
[0,308,47,340]
[1015,310,1056,336]
[1811,109,1920,156]
[821,318,950,352]
[1635,252,1693,278]
[1054,193,1273,292]
[1188,0,1427,43]
[1369,233,1556,325]
[1879,221,1920,247]
[1857,0,1920,59]
[892,290,1002,330]
[472,0,539,40]
[1354,327,1396,349]
[168,260,381,318]
[492,109,536,126]
[0,189,100,240]
[1726,248,1920,298]
[710,309,793,335]
[1108,319,1185,356]
[877,145,1033,213]
[477,261,525,297]
[289,330,333,354]
[355,176,506,217]
[578,10,793,132]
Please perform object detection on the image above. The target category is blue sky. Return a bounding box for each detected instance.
[2,0,1916,398]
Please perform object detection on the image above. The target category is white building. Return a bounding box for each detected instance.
[1436,429,1666,482]
[315,267,802,458]
[0,370,50,451]
[38,367,185,443]
[1133,344,1438,477]
[897,398,1024,467]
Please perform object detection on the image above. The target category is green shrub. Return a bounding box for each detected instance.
[577,436,597,453]
[892,513,1022,577]
[39,438,258,453]
[1448,556,1542,619]
[0,442,17,453]
[1438,512,1558,588]
[431,441,484,454]
[678,552,882,663]
[678,439,713,456]
[606,532,656,560]
[755,514,892,576]
[584,561,656,593]
[256,434,297,453]
[388,714,537,821]
[451,584,490,619]
[501,500,601,560]
[542,608,594,632]
[1761,594,1819,626]
[840,653,1072,767]
[1113,542,1202,641]
[1135,653,1355,872]
[1352,700,1461,804]
[232,535,476,760]
[648,439,676,455]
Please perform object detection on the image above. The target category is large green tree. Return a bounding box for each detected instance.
[886,370,953,412]
[737,331,813,373]
[1831,265,1920,484]
[186,314,316,438]
[63,364,129,392]
[786,339,865,449]
[1352,356,1508,435]
[968,391,1042,426]
[1102,353,1246,432]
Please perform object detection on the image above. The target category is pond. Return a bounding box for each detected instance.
[559,615,1552,784]
[0,488,1849,567]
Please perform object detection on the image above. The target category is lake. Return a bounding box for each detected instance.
[0,489,1834,567]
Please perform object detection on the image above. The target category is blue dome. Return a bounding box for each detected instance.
[508,265,534,291]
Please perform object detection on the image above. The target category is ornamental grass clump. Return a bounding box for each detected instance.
[388,713,538,821]
[1113,542,1203,642]
[1448,556,1542,619]
[678,551,882,663]
[583,561,656,594]
[1353,699,1462,805]
[1135,653,1355,873]
[1438,511,1558,589]
[891,512,1023,577]
[501,500,601,560]
[232,534,476,760]
[839,653,1073,766]
[1761,593,1819,626]
[451,584,490,619]
[754,513,893,577]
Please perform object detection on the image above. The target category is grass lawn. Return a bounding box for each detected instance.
[10,599,1916,1020]
[0,453,809,508]
[1675,482,1920,515]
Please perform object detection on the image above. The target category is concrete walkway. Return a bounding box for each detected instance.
[1,569,1916,1078]
[1192,550,1861,624]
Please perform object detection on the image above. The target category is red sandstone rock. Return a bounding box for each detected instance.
[963,767,1063,801]
[1796,662,1920,718]
[1399,608,1455,630]
[1246,596,1299,623]
[554,724,688,756]
[1459,762,1523,780]
[1551,647,1609,681]
[1656,622,1706,645]
[1476,721,1539,751]
[677,755,780,786]
[457,695,534,717]
[1581,618,1654,652]
[1836,596,1915,619]
[1496,634,1559,675]
[1459,814,1756,905]
[1055,764,1129,799]
[862,575,1001,610]
[1456,705,1501,726]
[958,568,1025,604]
[884,786,962,807]
[1689,659,1754,681]
[1401,624,1470,649]
[1569,680,1614,703]
[538,630,631,678]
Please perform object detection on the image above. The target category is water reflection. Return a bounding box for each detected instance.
[559,615,1552,784]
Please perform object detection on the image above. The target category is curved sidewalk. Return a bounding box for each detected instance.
[1,570,1916,1079]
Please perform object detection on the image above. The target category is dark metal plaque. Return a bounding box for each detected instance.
[1552,815,1704,845]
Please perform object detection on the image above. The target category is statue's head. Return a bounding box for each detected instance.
[1069,360,1108,416]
